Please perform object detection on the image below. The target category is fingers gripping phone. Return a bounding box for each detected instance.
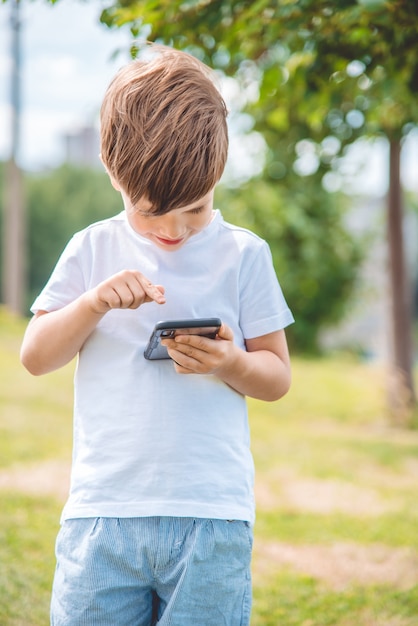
[144,318,222,360]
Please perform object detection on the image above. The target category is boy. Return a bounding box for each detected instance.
[21,46,294,626]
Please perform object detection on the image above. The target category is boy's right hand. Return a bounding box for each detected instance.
[86,270,166,314]
[21,271,165,376]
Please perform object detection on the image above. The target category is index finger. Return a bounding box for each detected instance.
[146,284,166,304]
[136,273,166,305]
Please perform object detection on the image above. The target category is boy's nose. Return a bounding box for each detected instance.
[159,216,184,239]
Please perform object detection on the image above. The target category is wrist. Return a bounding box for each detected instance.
[82,290,109,317]
[215,343,247,383]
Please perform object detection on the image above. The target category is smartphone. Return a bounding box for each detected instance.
[144,317,222,360]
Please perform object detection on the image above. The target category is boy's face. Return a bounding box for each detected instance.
[123,189,215,251]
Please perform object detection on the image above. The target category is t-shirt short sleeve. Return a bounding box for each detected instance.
[31,234,86,313]
[239,240,294,339]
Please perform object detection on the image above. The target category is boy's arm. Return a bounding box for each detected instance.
[21,270,165,376]
[163,324,291,402]
[218,328,291,402]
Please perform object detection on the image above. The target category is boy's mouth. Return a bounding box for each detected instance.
[155,235,185,246]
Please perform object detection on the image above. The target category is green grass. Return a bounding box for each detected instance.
[0,308,72,625]
[0,310,73,469]
[248,356,418,625]
[1,307,417,626]
[0,494,61,626]
[254,575,418,626]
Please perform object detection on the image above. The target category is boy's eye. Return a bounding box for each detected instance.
[189,206,203,215]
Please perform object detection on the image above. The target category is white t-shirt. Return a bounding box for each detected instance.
[32,209,294,523]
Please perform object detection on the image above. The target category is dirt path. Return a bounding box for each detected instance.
[253,540,418,590]
[1,459,417,591]
[0,459,71,501]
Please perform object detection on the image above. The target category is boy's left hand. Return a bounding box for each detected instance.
[161,323,235,375]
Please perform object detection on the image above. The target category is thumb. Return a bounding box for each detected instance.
[217,323,234,341]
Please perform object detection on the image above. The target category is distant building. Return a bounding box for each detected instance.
[63,124,101,169]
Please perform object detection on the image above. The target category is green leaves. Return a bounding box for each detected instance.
[216,176,364,352]
[96,0,418,150]
[24,166,122,311]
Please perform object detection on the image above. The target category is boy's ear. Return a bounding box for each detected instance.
[99,153,121,191]
[108,176,121,192]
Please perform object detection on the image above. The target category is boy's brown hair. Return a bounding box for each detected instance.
[100,45,229,214]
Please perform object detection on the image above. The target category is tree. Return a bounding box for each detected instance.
[15,166,120,312]
[99,0,418,419]
[216,177,363,353]
[2,0,26,315]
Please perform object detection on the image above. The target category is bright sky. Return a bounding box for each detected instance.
[0,0,131,170]
[0,0,265,183]
[0,0,417,195]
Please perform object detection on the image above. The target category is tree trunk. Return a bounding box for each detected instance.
[2,0,26,315]
[2,157,26,314]
[386,138,416,424]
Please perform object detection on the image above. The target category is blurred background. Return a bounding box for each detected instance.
[0,2,418,624]
[0,0,417,408]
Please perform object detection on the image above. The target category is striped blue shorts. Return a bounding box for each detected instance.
[50,516,253,626]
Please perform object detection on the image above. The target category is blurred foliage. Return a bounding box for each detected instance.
[99,0,418,144]
[10,0,412,348]
[0,164,363,350]
[97,0,418,354]
[0,165,121,312]
[25,165,122,308]
[216,177,364,352]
